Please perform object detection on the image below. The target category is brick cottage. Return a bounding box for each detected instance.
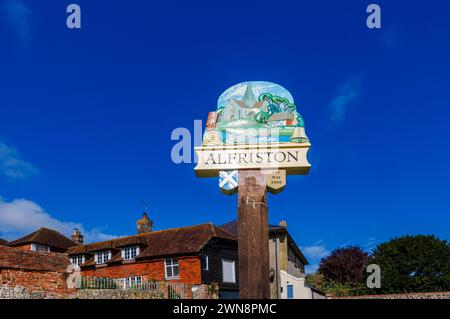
[6,227,79,253]
[66,214,239,297]
[1,213,318,299]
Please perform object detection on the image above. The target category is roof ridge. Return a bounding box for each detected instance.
[196,223,217,252]
[79,223,214,247]
[30,228,43,242]
[210,223,216,236]
[7,227,76,250]
[214,225,236,238]
[39,227,65,235]
[37,227,74,241]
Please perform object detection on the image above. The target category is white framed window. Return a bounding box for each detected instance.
[165,258,179,279]
[203,255,209,271]
[31,243,50,252]
[95,250,111,264]
[222,259,236,283]
[70,255,85,267]
[124,276,142,289]
[121,245,139,260]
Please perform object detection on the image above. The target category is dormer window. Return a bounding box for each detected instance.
[31,243,50,252]
[122,246,139,260]
[95,250,111,264]
[70,255,85,267]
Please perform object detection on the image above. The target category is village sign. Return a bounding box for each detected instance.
[194,81,311,194]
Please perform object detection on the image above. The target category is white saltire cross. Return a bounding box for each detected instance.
[219,170,239,195]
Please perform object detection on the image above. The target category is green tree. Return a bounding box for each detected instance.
[306,272,368,297]
[372,235,450,293]
[306,246,373,296]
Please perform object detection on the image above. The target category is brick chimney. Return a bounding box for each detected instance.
[71,228,84,245]
[137,212,153,234]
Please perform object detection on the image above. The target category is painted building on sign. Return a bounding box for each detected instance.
[202,81,308,146]
[194,81,311,178]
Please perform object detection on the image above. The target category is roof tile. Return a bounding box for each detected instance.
[67,223,236,260]
[0,245,70,272]
[7,228,77,250]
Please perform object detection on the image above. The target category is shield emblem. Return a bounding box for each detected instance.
[219,170,239,195]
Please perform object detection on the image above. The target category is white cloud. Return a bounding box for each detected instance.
[0,197,121,243]
[327,76,362,125]
[302,244,330,259]
[0,139,39,180]
[302,241,330,274]
[363,236,378,251]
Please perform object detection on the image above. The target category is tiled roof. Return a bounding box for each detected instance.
[221,220,309,265]
[220,220,238,235]
[221,220,286,236]
[66,223,236,265]
[254,101,267,108]
[7,227,78,250]
[0,245,70,272]
[268,112,295,122]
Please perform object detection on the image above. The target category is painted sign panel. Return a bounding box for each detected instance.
[195,143,310,177]
[203,81,308,146]
[265,170,286,194]
[195,81,311,178]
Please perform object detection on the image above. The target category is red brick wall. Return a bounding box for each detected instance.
[82,256,202,284]
[13,244,32,251]
[0,268,69,296]
[0,245,72,297]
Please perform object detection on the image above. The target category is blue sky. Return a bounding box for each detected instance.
[1,0,449,272]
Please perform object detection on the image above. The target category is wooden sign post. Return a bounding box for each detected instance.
[238,170,270,299]
[194,82,311,299]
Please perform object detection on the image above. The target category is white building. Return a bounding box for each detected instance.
[221,220,325,299]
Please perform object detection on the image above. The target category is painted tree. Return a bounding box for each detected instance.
[372,235,450,293]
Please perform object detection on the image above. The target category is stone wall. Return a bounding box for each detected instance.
[76,289,163,299]
[331,292,450,299]
[0,285,47,299]
[0,268,70,297]
[1,281,218,299]
[0,245,217,299]
[192,283,219,299]
[75,283,218,299]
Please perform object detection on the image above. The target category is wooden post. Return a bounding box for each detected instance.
[237,170,270,299]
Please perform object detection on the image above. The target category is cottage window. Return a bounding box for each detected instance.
[70,255,85,267]
[203,255,209,271]
[222,259,236,283]
[31,243,50,252]
[122,246,139,260]
[124,276,142,289]
[165,258,179,279]
[95,250,111,264]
